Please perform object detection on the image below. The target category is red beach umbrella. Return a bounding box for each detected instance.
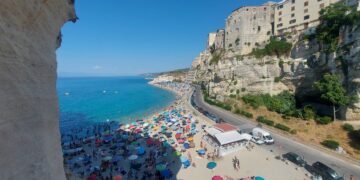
[87,174,96,180]
[113,175,122,180]
[146,138,154,145]
[175,133,182,139]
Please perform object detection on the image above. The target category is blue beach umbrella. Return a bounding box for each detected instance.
[207,162,217,169]
[197,149,206,155]
[255,177,265,180]
[136,147,145,155]
[183,143,190,149]
[160,169,171,178]
[180,156,188,163]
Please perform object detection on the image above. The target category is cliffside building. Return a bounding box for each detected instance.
[274,0,341,35]
[214,29,226,50]
[207,32,217,50]
[225,2,275,55]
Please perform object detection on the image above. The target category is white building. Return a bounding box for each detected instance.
[346,0,360,10]
[207,32,217,50]
[274,0,341,35]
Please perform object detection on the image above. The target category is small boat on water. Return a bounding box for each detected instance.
[102,90,107,94]
[64,92,70,96]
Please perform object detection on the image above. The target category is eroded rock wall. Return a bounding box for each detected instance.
[0,0,76,179]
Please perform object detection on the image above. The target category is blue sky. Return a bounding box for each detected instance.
[57,0,270,76]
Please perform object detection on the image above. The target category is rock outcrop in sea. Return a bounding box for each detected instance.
[0,0,76,179]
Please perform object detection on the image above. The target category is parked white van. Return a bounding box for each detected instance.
[252,127,274,144]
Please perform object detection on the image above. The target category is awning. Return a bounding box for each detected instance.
[214,131,246,145]
[239,133,252,141]
[205,127,222,137]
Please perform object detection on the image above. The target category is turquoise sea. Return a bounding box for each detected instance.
[57,77,176,132]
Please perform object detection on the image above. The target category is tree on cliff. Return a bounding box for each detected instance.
[316,2,360,52]
[314,73,357,121]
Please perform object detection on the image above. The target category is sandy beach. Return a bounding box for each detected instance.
[62,81,310,180]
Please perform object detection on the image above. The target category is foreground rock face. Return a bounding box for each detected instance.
[0,0,76,179]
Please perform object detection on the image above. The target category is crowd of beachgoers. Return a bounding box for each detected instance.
[62,81,309,180]
[62,82,199,179]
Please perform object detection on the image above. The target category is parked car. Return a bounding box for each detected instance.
[251,136,265,145]
[311,162,344,180]
[282,152,306,167]
[252,127,274,144]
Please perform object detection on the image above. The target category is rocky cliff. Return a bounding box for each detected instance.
[192,26,360,120]
[0,0,76,179]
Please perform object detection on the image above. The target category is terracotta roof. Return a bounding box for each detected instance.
[213,123,238,132]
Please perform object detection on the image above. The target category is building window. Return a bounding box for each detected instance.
[292,0,296,3]
[277,23,283,27]
[304,1,309,6]
[264,7,267,11]
[291,7,295,11]
[304,23,309,29]
[320,3,325,9]
[291,13,295,18]
[278,5,283,9]
[278,18,282,21]
[279,11,282,16]
[304,9,308,13]
[304,15,310,20]
[289,19,296,24]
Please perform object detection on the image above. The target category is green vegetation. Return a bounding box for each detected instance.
[210,50,225,65]
[314,73,358,121]
[251,37,293,58]
[242,91,297,117]
[350,130,360,145]
[234,109,253,119]
[342,123,354,132]
[274,76,282,83]
[321,140,340,150]
[315,3,360,52]
[256,116,274,126]
[315,116,333,125]
[204,93,232,111]
[302,105,316,120]
[275,123,291,132]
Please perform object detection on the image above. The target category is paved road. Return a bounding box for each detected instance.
[191,86,360,179]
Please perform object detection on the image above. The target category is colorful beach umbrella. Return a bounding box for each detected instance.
[197,149,206,155]
[255,177,265,180]
[212,176,223,180]
[173,151,181,157]
[207,162,217,169]
[156,164,166,171]
[128,155,138,160]
[160,169,171,178]
[113,175,122,180]
[136,147,145,155]
[103,156,112,161]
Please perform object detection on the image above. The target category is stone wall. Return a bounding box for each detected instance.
[0,0,76,179]
[225,3,274,55]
